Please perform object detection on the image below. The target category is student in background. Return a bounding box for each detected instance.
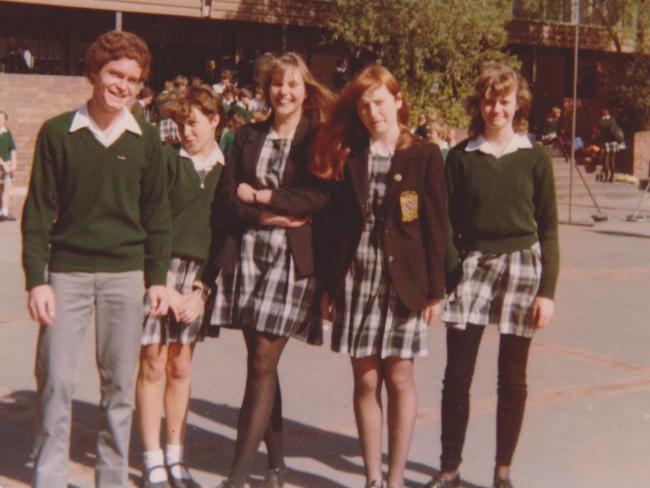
[0,110,18,221]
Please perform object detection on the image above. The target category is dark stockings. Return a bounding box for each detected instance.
[440,324,531,473]
[228,330,288,487]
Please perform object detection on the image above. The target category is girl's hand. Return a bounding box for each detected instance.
[532,296,554,328]
[166,287,184,321]
[236,182,257,203]
[320,292,332,321]
[259,210,310,228]
[177,291,205,324]
[422,298,442,326]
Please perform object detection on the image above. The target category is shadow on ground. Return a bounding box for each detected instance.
[0,391,487,488]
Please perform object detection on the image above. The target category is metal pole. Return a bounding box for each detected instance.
[115,11,123,31]
[569,0,580,223]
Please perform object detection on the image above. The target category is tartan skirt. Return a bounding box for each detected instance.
[332,226,427,359]
[442,242,542,338]
[209,227,321,345]
[142,256,207,345]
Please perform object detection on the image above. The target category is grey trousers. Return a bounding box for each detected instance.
[32,271,145,488]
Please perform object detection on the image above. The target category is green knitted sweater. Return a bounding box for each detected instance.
[445,141,559,298]
[21,111,171,289]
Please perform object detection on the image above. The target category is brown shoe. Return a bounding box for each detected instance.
[262,468,286,488]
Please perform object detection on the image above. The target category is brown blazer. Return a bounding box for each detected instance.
[318,140,447,311]
[203,116,326,285]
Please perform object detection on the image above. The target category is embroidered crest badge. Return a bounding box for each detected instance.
[399,191,418,222]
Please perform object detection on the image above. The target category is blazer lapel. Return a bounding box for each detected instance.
[242,120,271,179]
[347,148,370,216]
[282,116,311,184]
[383,146,414,217]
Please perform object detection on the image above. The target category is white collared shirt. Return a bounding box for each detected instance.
[267,127,296,142]
[69,104,142,147]
[179,144,225,174]
[369,138,396,158]
[465,133,532,158]
[0,126,6,135]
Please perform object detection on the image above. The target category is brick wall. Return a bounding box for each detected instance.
[633,131,650,179]
[0,73,92,190]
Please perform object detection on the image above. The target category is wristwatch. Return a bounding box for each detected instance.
[191,281,212,301]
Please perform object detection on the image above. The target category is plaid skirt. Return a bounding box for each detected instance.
[332,226,427,359]
[209,227,321,345]
[142,256,207,345]
[442,242,542,338]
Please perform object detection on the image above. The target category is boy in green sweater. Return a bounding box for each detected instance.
[21,31,171,488]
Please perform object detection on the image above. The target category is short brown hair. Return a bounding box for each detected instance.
[85,31,151,83]
[466,63,532,139]
[169,85,224,129]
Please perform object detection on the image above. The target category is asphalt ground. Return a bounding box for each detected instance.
[1,159,650,487]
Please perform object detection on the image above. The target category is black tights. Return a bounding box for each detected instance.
[440,324,531,473]
[228,330,288,487]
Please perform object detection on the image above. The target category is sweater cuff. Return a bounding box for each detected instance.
[25,266,47,291]
[145,262,168,288]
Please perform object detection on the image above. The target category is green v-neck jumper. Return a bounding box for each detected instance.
[445,141,559,298]
[22,111,171,290]
[165,146,223,261]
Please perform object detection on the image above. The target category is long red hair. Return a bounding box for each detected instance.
[310,64,414,181]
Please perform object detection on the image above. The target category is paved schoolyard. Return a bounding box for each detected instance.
[1,167,650,487]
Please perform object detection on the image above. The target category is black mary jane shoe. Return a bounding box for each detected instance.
[143,465,171,488]
[166,462,202,488]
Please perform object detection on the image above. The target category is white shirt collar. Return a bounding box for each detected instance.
[267,127,296,142]
[69,104,142,147]
[369,138,395,158]
[180,144,225,173]
[465,133,532,157]
[0,126,6,135]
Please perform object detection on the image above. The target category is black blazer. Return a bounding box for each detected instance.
[319,141,447,311]
[203,116,326,285]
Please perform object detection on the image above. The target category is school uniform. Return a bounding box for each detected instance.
[0,126,16,182]
[205,116,325,344]
[443,134,559,337]
[320,139,447,358]
[21,105,170,488]
[142,144,225,345]
[438,134,559,473]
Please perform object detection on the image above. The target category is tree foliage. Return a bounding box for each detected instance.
[328,0,517,126]
[607,55,650,131]
[517,0,650,53]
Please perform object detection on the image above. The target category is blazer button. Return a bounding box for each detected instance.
[385,229,389,235]
[388,255,394,263]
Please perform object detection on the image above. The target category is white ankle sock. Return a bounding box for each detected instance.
[166,444,190,479]
[143,449,167,482]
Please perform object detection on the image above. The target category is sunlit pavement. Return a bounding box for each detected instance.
[1,161,650,487]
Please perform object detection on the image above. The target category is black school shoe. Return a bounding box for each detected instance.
[143,465,171,488]
[424,473,461,488]
[493,477,514,488]
[167,462,202,488]
[262,467,286,488]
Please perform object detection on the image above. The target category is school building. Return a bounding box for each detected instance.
[0,0,644,185]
